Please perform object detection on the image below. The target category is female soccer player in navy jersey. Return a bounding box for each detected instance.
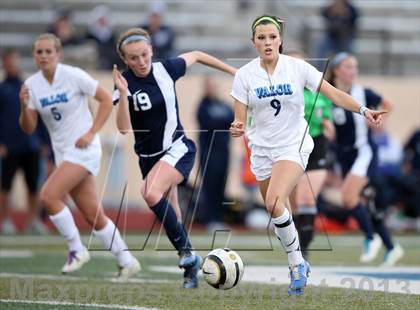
[230,15,385,295]
[112,28,236,289]
[20,33,140,280]
[328,52,403,266]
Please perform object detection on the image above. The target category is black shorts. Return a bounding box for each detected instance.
[138,137,196,185]
[307,135,329,171]
[1,151,40,193]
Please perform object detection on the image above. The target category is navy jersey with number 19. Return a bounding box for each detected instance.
[113,57,186,156]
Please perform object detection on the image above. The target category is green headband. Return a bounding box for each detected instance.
[252,16,281,32]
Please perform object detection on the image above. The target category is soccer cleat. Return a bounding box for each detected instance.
[380,244,404,267]
[360,234,382,263]
[117,257,141,281]
[288,260,310,296]
[179,252,202,289]
[62,249,90,274]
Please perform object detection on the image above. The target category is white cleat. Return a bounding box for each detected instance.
[116,257,141,282]
[380,244,404,267]
[62,249,90,274]
[360,234,382,263]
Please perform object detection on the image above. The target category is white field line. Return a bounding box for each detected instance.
[0,272,174,284]
[0,299,161,310]
[151,265,420,295]
[0,250,33,258]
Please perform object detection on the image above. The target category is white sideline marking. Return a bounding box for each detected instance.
[0,250,33,258]
[0,272,174,284]
[151,265,420,295]
[0,299,160,310]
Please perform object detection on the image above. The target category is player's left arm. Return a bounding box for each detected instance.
[319,80,387,126]
[179,51,237,75]
[75,85,112,148]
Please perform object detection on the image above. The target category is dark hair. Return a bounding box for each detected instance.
[251,14,285,53]
[1,48,19,60]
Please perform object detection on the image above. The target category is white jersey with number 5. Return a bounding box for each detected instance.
[25,63,99,154]
[231,54,323,148]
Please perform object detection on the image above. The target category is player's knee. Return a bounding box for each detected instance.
[265,195,286,216]
[140,184,162,207]
[342,192,358,208]
[84,213,96,226]
[40,186,56,208]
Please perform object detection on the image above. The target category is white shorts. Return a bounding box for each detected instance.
[249,136,314,181]
[54,135,102,176]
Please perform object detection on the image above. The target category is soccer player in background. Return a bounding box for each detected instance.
[20,33,140,280]
[327,52,403,266]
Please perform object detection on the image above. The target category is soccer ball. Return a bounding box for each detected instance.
[202,248,244,290]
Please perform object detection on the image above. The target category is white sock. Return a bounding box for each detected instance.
[49,206,85,252]
[272,208,304,266]
[94,219,133,268]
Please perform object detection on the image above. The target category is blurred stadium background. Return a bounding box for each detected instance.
[1,0,419,228]
[0,1,419,309]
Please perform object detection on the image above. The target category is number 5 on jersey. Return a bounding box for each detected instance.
[133,91,152,111]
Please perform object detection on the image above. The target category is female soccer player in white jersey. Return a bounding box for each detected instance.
[112,28,236,289]
[230,15,386,295]
[328,52,403,266]
[19,33,140,280]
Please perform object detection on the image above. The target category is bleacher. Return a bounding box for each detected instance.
[289,0,420,75]
[0,0,419,75]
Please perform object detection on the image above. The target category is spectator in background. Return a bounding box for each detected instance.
[86,5,120,70]
[317,0,359,59]
[47,9,82,46]
[366,128,419,231]
[372,126,403,177]
[139,2,176,60]
[398,128,420,218]
[404,128,420,174]
[365,126,403,210]
[197,76,234,230]
[0,49,48,235]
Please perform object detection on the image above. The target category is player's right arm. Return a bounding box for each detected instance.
[19,85,38,134]
[230,99,247,138]
[113,65,132,135]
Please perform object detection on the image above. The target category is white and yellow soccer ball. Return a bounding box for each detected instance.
[202,248,244,290]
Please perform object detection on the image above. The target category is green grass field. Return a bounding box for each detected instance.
[1,233,419,309]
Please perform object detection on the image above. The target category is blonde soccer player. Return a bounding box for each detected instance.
[19,33,140,280]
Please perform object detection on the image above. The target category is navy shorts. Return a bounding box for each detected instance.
[138,137,196,185]
[337,144,377,178]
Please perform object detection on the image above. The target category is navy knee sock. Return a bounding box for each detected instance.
[151,197,192,254]
[372,218,394,250]
[350,203,374,240]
